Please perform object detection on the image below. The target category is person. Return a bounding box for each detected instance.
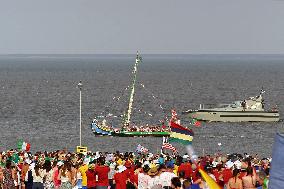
[86,163,96,189]
[58,162,73,189]
[94,157,110,189]
[137,165,151,189]
[53,161,63,189]
[242,167,256,189]
[32,163,45,189]
[171,177,182,189]
[79,159,88,189]
[24,162,33,189]
[159,164,176,189]
[178,158,192,179]
[241,100,246,111]
[2,160,16,189]
[42,160,54,189]
[182,179,192,189]
[227,169,243,189]
[113,165,127,189]
[21,160,30,189]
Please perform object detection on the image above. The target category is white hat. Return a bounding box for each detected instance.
[117,165,127,173]
[57,161,64,167]
[183,155,189,159]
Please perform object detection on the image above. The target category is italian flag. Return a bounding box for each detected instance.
[17,140,31,151]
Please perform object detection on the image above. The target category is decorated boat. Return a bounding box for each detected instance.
[91,52,170,137]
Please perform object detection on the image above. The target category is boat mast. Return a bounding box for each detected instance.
[124,51,142,126]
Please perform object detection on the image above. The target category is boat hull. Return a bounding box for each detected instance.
[91,123,170,137]
[112,131,170,137]
[187,110,280,122]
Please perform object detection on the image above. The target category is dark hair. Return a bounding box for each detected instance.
[183,179,191,189]
[43,160,52,172]
[233,169,239,177]
[35,164,41,177]
[171,177,181,188]
[246,167,253,176]
[98,157,105,165]
[143,165,150,173]
[179,171,185,179]
[5,160,12,169]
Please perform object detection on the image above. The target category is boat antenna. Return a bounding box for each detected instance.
[124,51,142,127]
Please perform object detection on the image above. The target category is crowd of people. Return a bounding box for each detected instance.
[0,149,270,189]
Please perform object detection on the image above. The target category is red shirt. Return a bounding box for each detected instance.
[178,162,192,179]
[222,169,233,184]
[114,171,128,189]
[95,165,110,186]
[238,171,247,180]
[86,169,96,187]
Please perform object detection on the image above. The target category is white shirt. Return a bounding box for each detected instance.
[138,173,151,189]
[32,169,45,183]
[159,171,176,187]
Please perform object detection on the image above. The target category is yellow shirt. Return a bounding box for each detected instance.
[117,158,124,166]
[173,165,179,175]
[79,164,88,186]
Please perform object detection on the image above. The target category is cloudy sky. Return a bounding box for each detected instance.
[0,0,283,54]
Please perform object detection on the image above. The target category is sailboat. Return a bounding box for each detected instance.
[91,52,170,137]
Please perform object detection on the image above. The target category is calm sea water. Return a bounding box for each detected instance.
[0,54,284,157]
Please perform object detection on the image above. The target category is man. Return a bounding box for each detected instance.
[95,157,110,189]
[79,159,89,189]
[159,164,177,189]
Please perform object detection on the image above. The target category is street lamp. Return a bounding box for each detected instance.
[78,81,83,147]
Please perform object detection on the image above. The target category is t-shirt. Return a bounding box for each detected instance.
[95,165,110,186]
[178,163,192,179]
[86,169,96,188]
[114,171,127,189]
[222,168,233,184]
[159,171,177,187]
[79,164,88,187]
[138,173,151,189]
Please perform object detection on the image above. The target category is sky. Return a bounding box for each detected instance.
[0,0,284,54]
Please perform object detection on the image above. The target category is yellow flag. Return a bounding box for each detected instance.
[199,169,222,189]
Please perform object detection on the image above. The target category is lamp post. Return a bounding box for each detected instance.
[78,81,83,147]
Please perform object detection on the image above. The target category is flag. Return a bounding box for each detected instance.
[17,140,31,151]
[170,109,178,123]
[269,133,284,188]
[169,121,194,145]
[191,118,201,127]
[136,144,148,153]
[162,137,177,152]
[199,169,221,189]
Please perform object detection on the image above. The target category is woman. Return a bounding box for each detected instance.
[227,169,243,189]
[43,160,54,189]
[2,160,16,189]
[242,167,256,189]
[58,162,73,189]
[32,163,45,189]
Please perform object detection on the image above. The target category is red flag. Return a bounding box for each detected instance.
[194,121,201,127]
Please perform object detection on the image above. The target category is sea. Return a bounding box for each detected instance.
[0,54,284,157]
